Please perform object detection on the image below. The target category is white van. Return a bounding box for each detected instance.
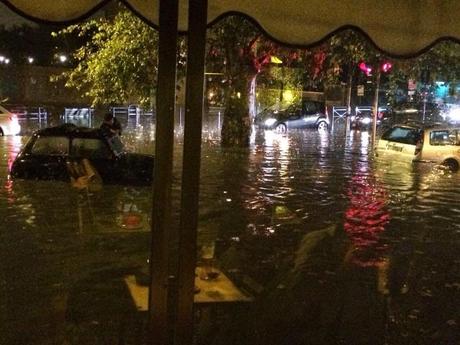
[0,105,21,136]
[376,123,460,170]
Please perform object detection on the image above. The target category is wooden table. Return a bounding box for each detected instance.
[124,266,253,312]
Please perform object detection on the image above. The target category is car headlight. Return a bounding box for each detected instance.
[448,108,460,121]
[264,118,277,126]
[361,117,372,124]
[350,116,356,122]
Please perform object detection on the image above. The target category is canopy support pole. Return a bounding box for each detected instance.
[176,0,208,344]
[148,0,178,344]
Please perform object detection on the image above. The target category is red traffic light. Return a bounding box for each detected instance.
[381,62,392,73]
[359,62,372,76]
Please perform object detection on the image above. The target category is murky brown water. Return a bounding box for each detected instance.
[1,117,459,344]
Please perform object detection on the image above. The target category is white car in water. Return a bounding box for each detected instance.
[376,123,460,171]
[0,105,21,136]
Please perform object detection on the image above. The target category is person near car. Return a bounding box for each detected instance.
[100,112,122,138]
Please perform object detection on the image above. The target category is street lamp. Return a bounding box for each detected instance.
[58,54,67,63]
[0,56,10,64]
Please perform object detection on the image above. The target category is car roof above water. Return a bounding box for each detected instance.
[392,121,457,130]
[34,124,102,139]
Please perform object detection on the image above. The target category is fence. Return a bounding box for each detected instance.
[112,105,154,118]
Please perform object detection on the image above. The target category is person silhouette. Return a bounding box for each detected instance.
[100,112,121,138]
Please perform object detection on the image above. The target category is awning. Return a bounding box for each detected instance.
[4,0,460,57]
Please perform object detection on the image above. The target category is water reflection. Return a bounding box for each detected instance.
[343,172,390,268]
[1,120,460,344]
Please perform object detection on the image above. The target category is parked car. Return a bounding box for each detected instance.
[257,100,329,132]
[391,101,442,123]
[350,106,390,130]
[375,123,460,170]
[0,104,21,136]
[10,124,155,186]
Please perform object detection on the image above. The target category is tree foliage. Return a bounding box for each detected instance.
[54,10,160,108]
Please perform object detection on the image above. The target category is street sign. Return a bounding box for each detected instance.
[357,85,364,96]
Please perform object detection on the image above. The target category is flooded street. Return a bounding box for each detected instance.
[1,117,459,344]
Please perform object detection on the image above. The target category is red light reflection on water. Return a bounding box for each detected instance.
[344,174,390,267]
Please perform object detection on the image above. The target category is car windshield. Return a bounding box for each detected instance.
[30,136,69,155]
[381,126,423,145]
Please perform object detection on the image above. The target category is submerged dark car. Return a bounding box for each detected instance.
[9,124,154,186]
[257,100,329,132]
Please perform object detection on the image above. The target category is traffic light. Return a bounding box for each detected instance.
[381,61,392,73]
[358,62,372,76]
[359,61,392,76]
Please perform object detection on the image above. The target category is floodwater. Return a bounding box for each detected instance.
[1,117,459,345]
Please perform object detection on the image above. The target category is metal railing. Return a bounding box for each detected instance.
[112,105,154,117]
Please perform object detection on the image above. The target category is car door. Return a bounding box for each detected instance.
[284,106,304,128]
[425,129,460,163]
[301,101,321,127]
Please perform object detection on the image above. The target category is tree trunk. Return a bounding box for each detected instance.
[221,74,253,147]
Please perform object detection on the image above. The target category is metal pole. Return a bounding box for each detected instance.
[218,111,221,132]
[346,72,353,134]
[422,89,427,122]
[372,69,381,148]
[176,0,207,344]
[331,105,335,133]
[148,0,178,344]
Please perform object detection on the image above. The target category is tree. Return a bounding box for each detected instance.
[207,16,276,147]
[326,30,379,111]
[53,9,160,109]
[387,41,460,105]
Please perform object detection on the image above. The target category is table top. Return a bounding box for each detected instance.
[125,267,253,311]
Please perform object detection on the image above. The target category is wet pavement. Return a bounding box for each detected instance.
[0,117,459,344]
